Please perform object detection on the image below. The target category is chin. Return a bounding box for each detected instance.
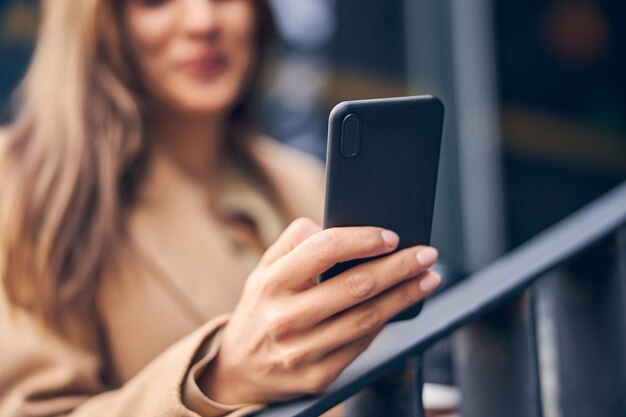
[168,82,245,117]
[167,93,238,117]
[179,100,236,116]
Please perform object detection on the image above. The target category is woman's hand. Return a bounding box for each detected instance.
[199,217,441,405]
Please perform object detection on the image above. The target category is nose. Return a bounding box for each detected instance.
[180,0,219,38]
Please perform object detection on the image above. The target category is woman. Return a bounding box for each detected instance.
[0,1,442,416]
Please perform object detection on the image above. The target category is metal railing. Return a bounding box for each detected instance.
[257,181,626,417]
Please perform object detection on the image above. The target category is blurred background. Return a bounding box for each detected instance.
[2,0,625,415]
[2,0,624,275]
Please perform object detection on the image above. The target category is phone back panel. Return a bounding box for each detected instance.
[321,96,444,321]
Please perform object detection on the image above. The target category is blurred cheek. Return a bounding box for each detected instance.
[223,2,257,63]
[123,1,257,115]
[123,4,177,103]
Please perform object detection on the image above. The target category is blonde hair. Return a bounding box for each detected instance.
[0,0,275,323]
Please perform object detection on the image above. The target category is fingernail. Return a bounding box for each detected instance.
[381,230,399,248]
[416,247,438,265]
[419,273,442,293]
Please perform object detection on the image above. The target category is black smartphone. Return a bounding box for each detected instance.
[320,95,444,321]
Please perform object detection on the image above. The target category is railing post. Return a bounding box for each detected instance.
[545,231,626,417]
[453,296,542,417]
[344,357,424,417]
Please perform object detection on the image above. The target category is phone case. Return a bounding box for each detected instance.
[321,95,444,321]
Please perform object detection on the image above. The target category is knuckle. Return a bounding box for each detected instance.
[344,271,375,299]
[324,231,341,258]
[257,268,283,296]
[356,308,381,332]
[304,368,334,393]
[267,313,293,341]
[363,232,384,252]
[396,252,416,277]
[309,231,340,263]
[272,348,308,371]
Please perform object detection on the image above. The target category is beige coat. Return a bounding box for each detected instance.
[0,137,326,417]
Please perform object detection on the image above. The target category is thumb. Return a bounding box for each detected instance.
[259,217,322,266]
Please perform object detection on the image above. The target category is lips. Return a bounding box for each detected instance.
[176,53,229,78]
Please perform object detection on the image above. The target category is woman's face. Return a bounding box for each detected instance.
[123,0,257,116]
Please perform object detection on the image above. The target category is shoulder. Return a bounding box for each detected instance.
[249,136,326,225]
[250,135,325,182]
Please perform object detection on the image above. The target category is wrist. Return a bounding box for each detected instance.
[198,355,254,406]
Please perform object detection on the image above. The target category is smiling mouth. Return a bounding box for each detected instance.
[177,54,229,78]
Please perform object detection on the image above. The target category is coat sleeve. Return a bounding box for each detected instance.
[182,327,264,417]
[0,293,261,417]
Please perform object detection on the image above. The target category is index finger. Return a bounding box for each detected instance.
[268,226,400,291]
[259,218,322,267]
